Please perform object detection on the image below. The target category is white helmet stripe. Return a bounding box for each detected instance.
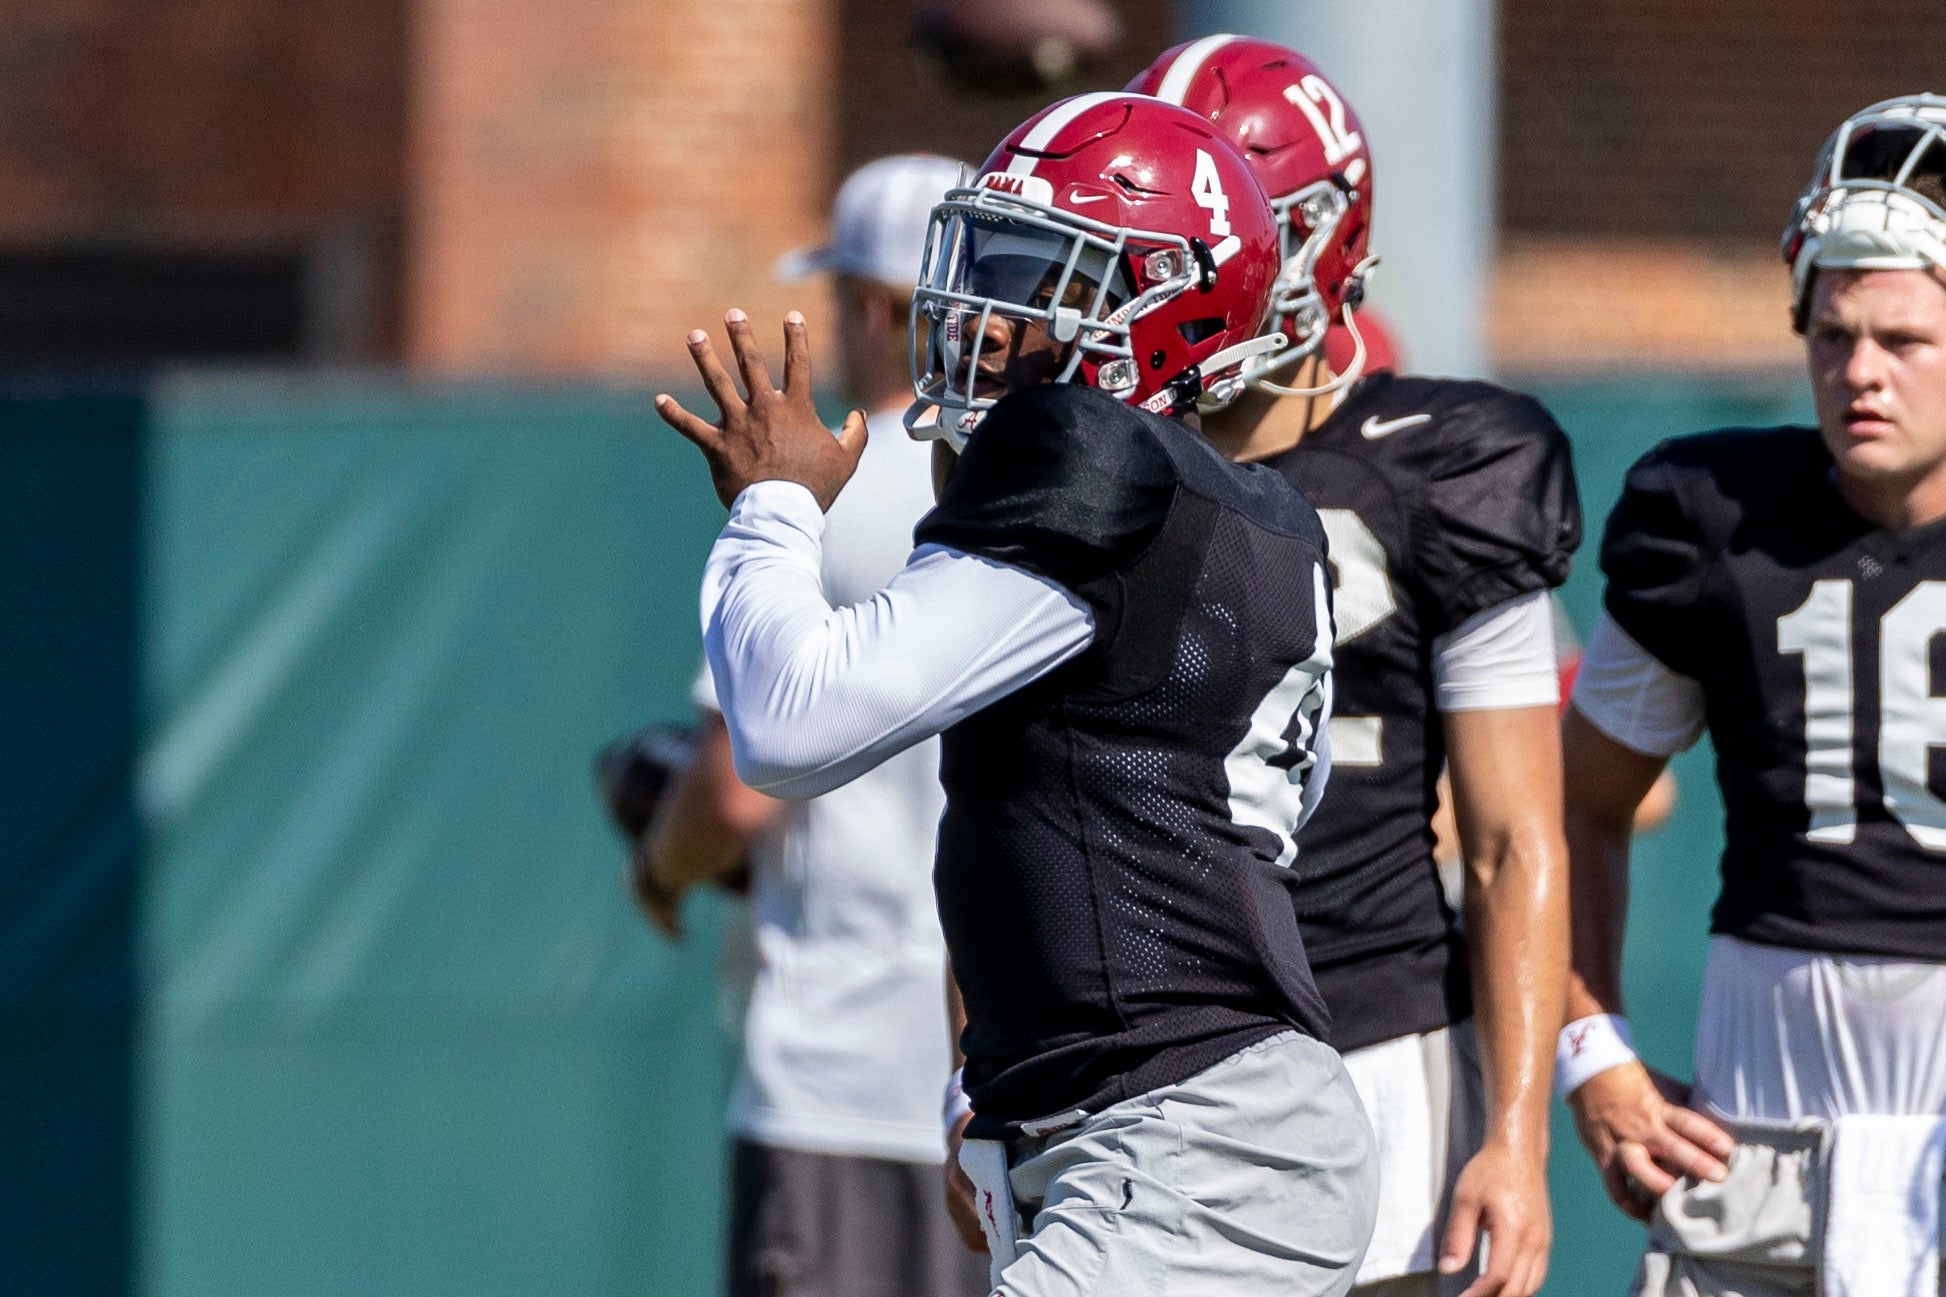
[1152,33,1238,106]
[1006,92,1140,178]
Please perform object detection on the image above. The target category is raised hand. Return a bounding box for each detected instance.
[655,309,868,511]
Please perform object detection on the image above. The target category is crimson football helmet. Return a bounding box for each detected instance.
[906,92,1284,449]
[1128,35,1377,394]
[1784,94,1946,332]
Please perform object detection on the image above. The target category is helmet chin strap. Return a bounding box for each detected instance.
[1194,332,1290,411]
[1246,300,1367,400]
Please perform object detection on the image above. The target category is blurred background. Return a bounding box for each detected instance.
[0,1,1933,1293]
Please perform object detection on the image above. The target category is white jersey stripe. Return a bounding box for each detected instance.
[1153,33,1237,105]
[1006,92,1138,178]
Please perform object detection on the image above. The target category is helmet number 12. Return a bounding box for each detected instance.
[1284,76,1363,167]
[1192,149,1232,238]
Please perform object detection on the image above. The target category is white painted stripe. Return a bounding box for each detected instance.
[1153,33,1237,106]
[1005,92,1136,177]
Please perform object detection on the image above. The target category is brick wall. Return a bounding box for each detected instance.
[405,0,1177,375]
[1494,0,1946,370]
[5,0,1934,374]
[0,0,406,360]
[407,0,839,375]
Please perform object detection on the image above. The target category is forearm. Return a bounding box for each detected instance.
[1563,804,1633,1020]
[701,484,1093,798]
[642,716,779,890]
[1444,701,1569,1153]
[1560,705,1667,1020]
[1463,819,1568,1149]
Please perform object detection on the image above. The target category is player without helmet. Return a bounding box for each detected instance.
[1129,35,1377,397]
[906,92,1286,449]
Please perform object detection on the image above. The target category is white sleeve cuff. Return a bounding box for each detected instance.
[1570,613,1707,757]
[1432,590,1560,712]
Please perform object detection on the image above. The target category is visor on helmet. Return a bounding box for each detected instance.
[907,187,1169,451]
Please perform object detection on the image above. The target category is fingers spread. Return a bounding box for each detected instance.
[723,309,776,404]
[837,408,870,463]
[686,329,746,416]
[781,310,810,395]
[655,394,721,450]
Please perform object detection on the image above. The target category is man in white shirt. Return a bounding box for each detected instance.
[633,154,989,1297]
[1561,95,1946,1297]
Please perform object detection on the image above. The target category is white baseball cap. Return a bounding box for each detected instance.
[775,153,968,291]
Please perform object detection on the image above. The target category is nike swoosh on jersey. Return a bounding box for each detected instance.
[1067,193,1110,205]
[1360,413,1433,439]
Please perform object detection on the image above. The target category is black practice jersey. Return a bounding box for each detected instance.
[1263,374,1581,1051]
[916,384,1336,1138]
[1603,428,1946,960]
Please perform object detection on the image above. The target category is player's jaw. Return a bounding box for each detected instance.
[1807,268,1946,510]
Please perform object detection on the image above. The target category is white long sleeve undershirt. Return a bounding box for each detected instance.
[700,480,1097,799]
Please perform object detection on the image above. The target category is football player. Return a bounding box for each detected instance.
[1561,94,1946,1297]
[656,93,1379,1297]
[1130,36,1580,1297]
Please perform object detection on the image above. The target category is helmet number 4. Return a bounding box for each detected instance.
[1192,149,1232,238]
[1284,76,1363,167]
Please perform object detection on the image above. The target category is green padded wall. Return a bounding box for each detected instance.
[0,369,1816,1296]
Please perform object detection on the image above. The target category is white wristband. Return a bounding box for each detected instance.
[1555,1014,1638,1096]
[943,1067,972,1132]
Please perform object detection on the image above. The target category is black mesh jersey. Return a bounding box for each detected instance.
[915,384,1336,1139]
[1603,428,1946,961]
[1260,374,1581,1052]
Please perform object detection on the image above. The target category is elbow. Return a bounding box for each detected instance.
[1462,821,1566,898]
[726,731,831,801]
[708,776,780,835]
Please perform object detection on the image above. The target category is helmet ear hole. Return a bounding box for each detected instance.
[1176,318,1223,346]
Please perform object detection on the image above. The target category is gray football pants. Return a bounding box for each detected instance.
[988,1030,1379,1297]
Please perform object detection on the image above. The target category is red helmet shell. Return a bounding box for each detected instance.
[970,93,1282,410]
[1129,36,1374,354]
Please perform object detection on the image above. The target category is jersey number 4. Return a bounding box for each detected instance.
[1777,578,1946,849]
[1225,563,1334,868]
